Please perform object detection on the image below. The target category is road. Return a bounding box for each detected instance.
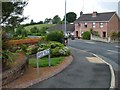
[29,47,110,88]
[68,39,119,71]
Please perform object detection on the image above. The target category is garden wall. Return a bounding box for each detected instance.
[2,54,28,86]
[91,35,120,43]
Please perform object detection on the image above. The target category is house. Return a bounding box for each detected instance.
[74,11,120,39]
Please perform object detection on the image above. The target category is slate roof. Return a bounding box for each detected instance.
[47,24,74,32]
[75,12,116,23]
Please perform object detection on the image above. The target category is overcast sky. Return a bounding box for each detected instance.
[23,0,120,24]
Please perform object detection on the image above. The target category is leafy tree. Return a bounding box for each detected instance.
[15,26,27,37]
[30,19,34,24]
[38,21,44,24]
[44,18,52,24]
[2,1,28,31]
[64,12,77,23]
[52,15,61,24]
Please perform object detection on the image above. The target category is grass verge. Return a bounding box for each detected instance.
[29,56,65,67]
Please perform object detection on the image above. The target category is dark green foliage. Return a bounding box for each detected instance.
[118,32,120,38]
[52,15,61,24]
[39,27,48,36]
[46,31,64,43]
[37,41,70,57]
[82,31,91,40]
[64,12,77,23]
[2,1,28,27]
[30,27,39,33]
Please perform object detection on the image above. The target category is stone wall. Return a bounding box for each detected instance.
[2,55,28,86]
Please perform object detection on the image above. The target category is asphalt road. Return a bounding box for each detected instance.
[28,47,110,88]
[68,39,119,71]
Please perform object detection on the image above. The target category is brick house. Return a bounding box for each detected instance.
[74,11,120,39]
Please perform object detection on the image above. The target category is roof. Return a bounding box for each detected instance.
[47,24,74,32]
[75,12,116,23]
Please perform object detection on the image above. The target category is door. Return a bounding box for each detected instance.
[76,31,78,38]
[103,32,106,38]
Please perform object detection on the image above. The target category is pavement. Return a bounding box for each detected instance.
[29,47,111,88]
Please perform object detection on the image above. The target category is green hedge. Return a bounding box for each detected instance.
[46,31,64,43]
[82,31,90,40]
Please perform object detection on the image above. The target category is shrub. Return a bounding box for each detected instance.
[26,45,39,55]
[82,31,91,40]
[37,41,70,57]
[30,27,39,33]
[46,31,64,43]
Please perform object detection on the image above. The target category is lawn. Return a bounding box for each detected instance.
[29,56,65,67]
[24,24,56,32]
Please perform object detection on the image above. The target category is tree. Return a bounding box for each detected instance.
[64,12,77,23]
[38,21,43,24]
[44,18,52,24]
[52,15,61,24]
[2,1,28,29]
[30,19,34,24]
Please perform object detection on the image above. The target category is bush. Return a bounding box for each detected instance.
[46,31,64,43]
[26,45,38,55]
[37,41,70,57]
[82,31,90,40]
[30,27,39,33]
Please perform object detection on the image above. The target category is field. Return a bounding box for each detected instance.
[24,24,56,31]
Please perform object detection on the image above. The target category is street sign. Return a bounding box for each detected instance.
[37,49,50,58]
[36,49,51,75]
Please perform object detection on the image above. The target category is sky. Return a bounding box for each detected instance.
[22,0,120,24]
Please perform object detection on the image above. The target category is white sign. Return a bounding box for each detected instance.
[36,49,51,75]
[37,49,50,59]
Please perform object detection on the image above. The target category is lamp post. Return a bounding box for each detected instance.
[64,0,67,37]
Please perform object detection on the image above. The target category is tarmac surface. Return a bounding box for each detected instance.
[29,47,111,88]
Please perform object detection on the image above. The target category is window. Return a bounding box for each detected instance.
[100,22,104,28]
[92,22,96,28]
[84,22,87,28]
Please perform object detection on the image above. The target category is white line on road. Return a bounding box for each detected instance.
[107,50,120,54]
[84,41,96,44]
[115,46,120,48]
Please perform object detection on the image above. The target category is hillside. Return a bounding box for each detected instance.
[24,24,56,31]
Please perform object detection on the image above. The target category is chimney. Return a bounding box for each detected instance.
[80,11,83,16]
[92,11,97,17]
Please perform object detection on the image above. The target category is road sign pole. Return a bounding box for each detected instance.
[48,54,51,67]
[37,58,39,75]
[48,49,51,67]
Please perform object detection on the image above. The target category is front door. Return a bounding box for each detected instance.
[76,31,78,38]
[103,32,106,38]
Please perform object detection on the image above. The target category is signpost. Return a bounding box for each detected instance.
[36,49,50,75]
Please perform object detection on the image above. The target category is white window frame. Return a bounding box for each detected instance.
[92,22,96,28]
[100,22,104,28]
[84,22,87,28]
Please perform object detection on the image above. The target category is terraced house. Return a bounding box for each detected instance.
[74,11,120,40]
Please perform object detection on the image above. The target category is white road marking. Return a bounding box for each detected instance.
[107,50,120,54]
[84,41,96,44]
[115,46,120,48]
